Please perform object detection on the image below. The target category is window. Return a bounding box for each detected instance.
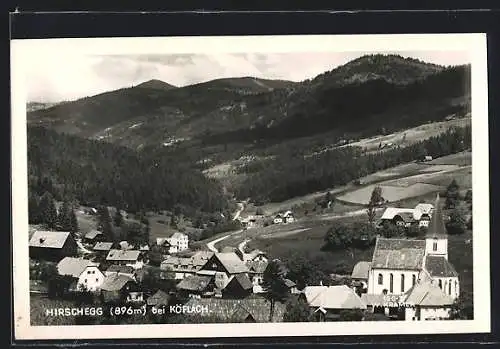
[448,280,452,295]
[433,242,438,251]
[378,273,383,285]
[84,279,87,283]
[95,278,98,282]
[389,273,394,293]
[401,274,405,292]
[412,274,416,286]
[438,279,442,289]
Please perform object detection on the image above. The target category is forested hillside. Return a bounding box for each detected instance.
[27,126,230,216]
[236,125,471,203]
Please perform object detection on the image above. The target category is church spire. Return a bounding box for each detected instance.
[427,194,447,238]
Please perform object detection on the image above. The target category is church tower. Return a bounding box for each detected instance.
[425,194,448,260]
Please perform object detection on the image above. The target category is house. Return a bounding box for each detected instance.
[183,296,286,322]
[198,252,250,290]
[176,274,215,299]
[104,265,136,281]
[301,285,367,321]
[57,257,105,292]
[401,279,455,320]
[29,231,78,261]
[147,290,171,308]
[351,261,371,290]
[83,230,105,244]
[246,260,268,293]
[361,194,459,320]
[379,203,434,228]
[106,249,144,269]
[284,278,299,294]
[127,291,144,303]
[160,252,210,280]
[273,214,283,224]
[168,232,189,252]
[222,274,254,299]
[100,274,138,303]
[156,238,178,254]
[119,241,134,250]
[283,211,295,224]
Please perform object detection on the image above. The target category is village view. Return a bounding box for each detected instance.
[26,54,474,325]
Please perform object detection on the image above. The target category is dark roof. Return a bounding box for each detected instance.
[184,296,286,322]
[398,212,416,222]
[371,237,426,270]
[176,275,213,292]
[147,290,170,306]
[230,274,253,290]
[427,194,447,238]
[425,256,459,277]
[101,274,135,292]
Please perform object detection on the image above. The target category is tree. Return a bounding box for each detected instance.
[450,292,473,319]
[170,215,178,228]
[407,225,427,238]
[464,189,472,208]
[98,206,114,242]
[255,208,264,216]
[351,222,377,249]
[262,260,289,321]
[445,179,461,209]
[286,255,329,290]
[369,186,384,206]
[69,208,79,235]
[39,192,58,229]
[283,296,311,322]
[324,225,352,250]
[114,209,124,227]
[366,206,377,224]
[446,204,467,235]
[380,223,405,238]
[338,309,365,321]
[28,192,42,224]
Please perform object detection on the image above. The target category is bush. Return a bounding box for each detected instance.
[324,225,352,250]
[446,205,467,235]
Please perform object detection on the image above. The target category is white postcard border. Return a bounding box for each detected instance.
[11,33,490,340]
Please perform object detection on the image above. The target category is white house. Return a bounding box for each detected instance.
[273,214,283,224]
[379,203,434,228]
[168,232,189,252]
[57,257,105,292]
[359,195,459,321]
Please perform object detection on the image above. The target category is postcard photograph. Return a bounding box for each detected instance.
[11,34,490,340]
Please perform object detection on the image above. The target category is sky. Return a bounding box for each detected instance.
[25,50,471,103]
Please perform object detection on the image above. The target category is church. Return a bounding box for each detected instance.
[353,194,460,320]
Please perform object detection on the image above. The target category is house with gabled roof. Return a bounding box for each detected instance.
[301,285,366,321]
[198,252,250,290]
[360,194,460,321]
[83,230,105,244]
[57,257,105,292]
[401,279,455,320]
[106,249,144,269]
[29,231,78,261]
[100,274,139,303]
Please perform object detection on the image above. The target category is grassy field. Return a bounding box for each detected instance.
[30,294,77,325]
[427,151,472,166]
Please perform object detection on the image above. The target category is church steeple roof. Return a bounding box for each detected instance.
[427,194,447,238]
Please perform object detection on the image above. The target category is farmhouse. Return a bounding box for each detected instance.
[156,238,178,254]
[351,261,371,290]
[176,274,215,299]
[168,232,189,252]
[379,203,434,228]
[57,257,105,292]
[359,195,459,320]
[147,290,171,308]
[29,231,78,261]
[100,274,139,303]
[160,251,213,280]
[301,285,366,321]
[273,211,295,225]
[106,249,144,269]
[198,252,250,290]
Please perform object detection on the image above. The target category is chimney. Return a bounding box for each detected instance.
[39,237,45,244]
